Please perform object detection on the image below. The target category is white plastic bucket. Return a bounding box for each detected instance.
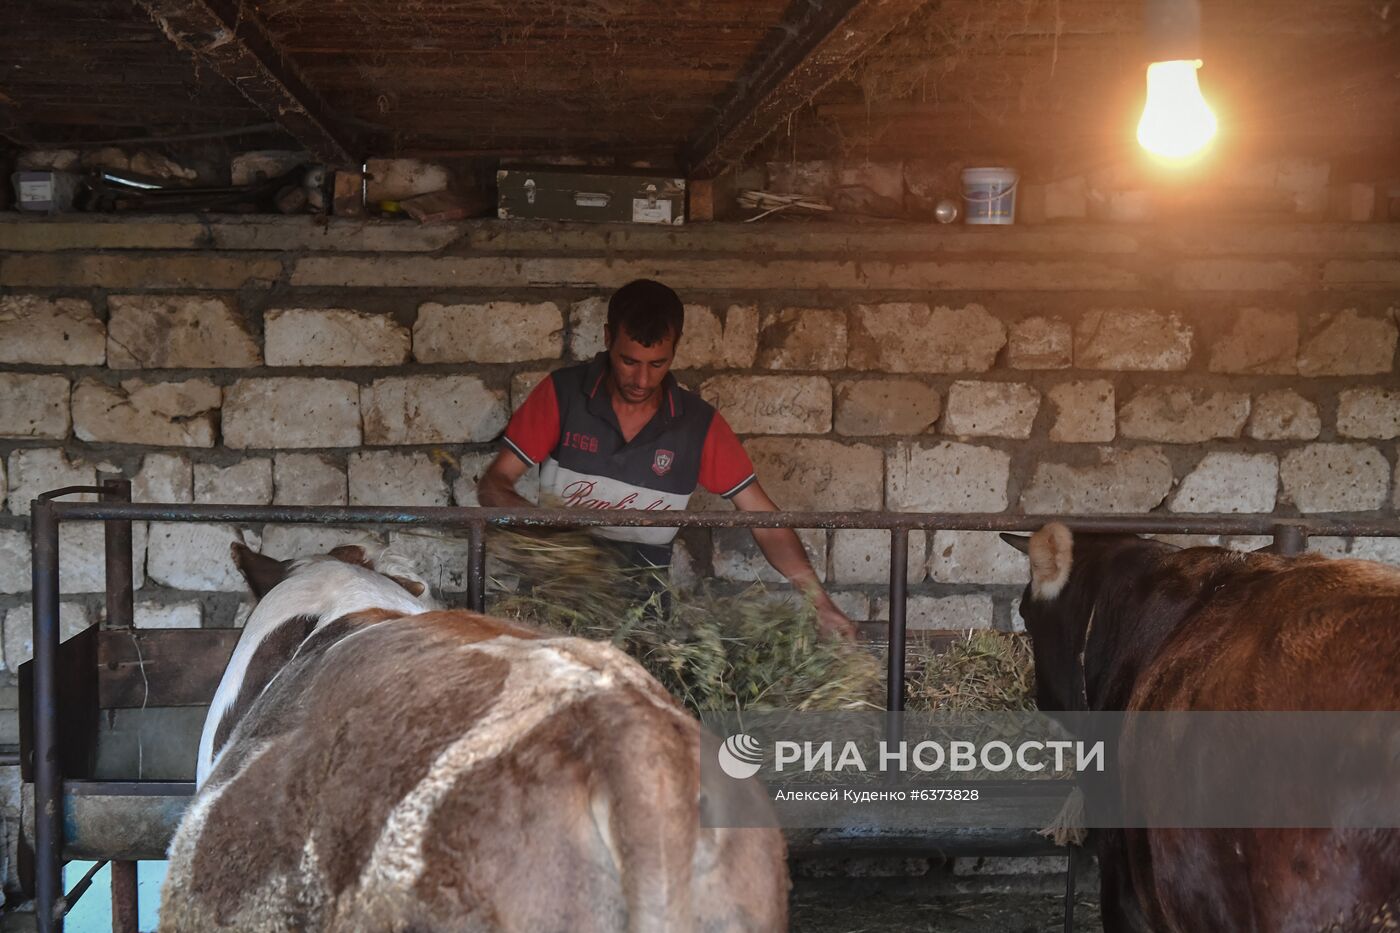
[961,167,1018,225]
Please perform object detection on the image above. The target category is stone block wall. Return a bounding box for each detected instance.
[0,215,1397,663]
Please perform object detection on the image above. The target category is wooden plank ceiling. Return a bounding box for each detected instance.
[782,0,1400,167]
[1,0,1396,169]
[2,0,277,147]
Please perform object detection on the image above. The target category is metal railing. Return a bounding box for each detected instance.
[27,481,1400,932]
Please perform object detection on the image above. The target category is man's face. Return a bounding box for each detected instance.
[604,325,676,405]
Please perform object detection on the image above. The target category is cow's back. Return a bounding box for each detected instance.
[1132,555,1400,713]
[1123,554,1400,932]
[161,611,787,933]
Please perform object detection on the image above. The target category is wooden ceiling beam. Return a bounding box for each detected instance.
[131,0,358,164]
[681,0,934,177]
[0,87,39,148]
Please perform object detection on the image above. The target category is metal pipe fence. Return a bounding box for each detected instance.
[27,490,1400,932]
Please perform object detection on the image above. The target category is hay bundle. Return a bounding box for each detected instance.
[906,629,1036,712]
[486,530,1037,715]
[487,530,883,712]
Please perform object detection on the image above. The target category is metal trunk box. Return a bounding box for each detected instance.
[497,167,685,225]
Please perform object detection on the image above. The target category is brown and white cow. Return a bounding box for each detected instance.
[162,543,789,933]
[1004,523,1400,933]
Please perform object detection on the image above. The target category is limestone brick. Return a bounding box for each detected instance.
[1119,387,1249,443]
[223,378,361,449]
[1297,309,1397,376]
[0,295,104,365]
[415,301,563,363]
[0,373,70,439]
[347,450,450,507]
[194,458,274,505]
[1280,444,1389,512]
[829,528,927,585]
[273,453,347,506]
[699,376,831,434]
[756,308,847,370]
[1208,308,1299,374]
[1007,317,1072,370]
[1336,388,1400,440]
[107,295,259,369]
[147,524,261,592]
[886,442,1010,513]
[834,380,940,436]
[1074,309,1192,371]
[1168,453,1279,513]
[1247,390,1321,441]
[942,382,1040,439]
[1020,447,1173,514]
[849,303,1005,373]
[72,378,220,447]
[927,530,1030,584]
[1048,380,1115,443]
[264,308,410,367]
[361,375,509,445]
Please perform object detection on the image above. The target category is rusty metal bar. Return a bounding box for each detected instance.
[467,521,486,614]
[31,498,63,933]
[1063,847,1078,933]
[28,489,1400,926]
[102,477,139,932]
[45,502,1400,539]
[110,860,138,933]
[1272,523,1308,556]
[887,527,909,712]
[58,858,106,917]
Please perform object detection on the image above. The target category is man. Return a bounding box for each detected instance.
[478,278,856,639]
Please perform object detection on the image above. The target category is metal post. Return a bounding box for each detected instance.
[467,521,486,613]
[31,499,63,933]
[102,478,134,629]
[1063,845,1078,933]
[110,860,138,933]
[886,527,908,712]
[102,479,137,931]
[1272,523,1307,556]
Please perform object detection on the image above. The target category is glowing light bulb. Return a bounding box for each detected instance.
[1136,59,1217,160]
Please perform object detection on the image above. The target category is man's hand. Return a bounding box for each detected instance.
[815,598,858,641]
[477,450,536,509]
[730,482,857,641]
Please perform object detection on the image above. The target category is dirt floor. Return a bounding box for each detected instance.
[790,891,1102,933]
[0,892,1104,932]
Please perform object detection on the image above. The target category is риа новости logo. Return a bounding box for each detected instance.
[717,733,764,779]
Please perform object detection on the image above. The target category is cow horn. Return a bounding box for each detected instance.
[1000,533,1032,554]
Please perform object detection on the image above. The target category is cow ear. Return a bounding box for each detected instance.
[329,544,372,568]
[1028,522,1074,601]
[387,574,427,598]
[231,542,291,600]
[1000,533,1032,554]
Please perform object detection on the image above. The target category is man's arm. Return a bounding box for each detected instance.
[730,482,856,640]
[477,450,534,509]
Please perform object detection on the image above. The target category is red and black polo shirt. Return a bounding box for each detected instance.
[502,353,756,565]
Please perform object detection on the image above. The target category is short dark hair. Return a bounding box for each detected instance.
[607,279,683,346]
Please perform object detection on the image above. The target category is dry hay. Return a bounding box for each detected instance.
[907,628,1036,713]
[486,530,1036,715]
[489,530,885,711]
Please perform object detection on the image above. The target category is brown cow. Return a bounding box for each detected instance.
[1004,523,1400,933]
[161,544,789,932]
